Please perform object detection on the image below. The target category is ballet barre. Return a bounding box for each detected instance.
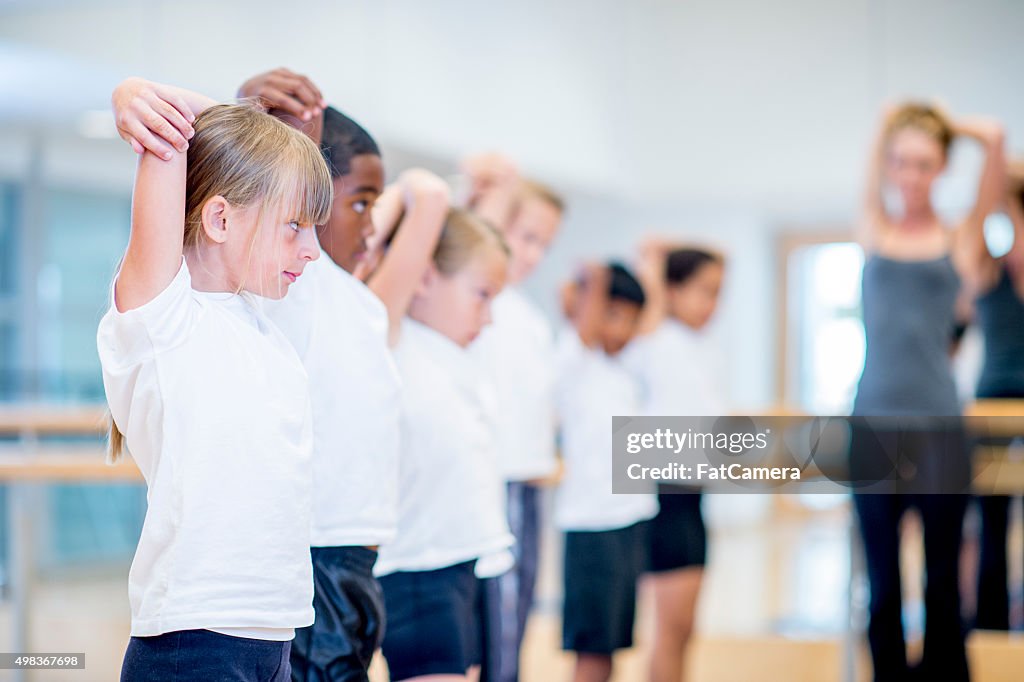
[1,403,1022,682]
[0,448,141,481]
[0,405,131,682]
[0,404,107,436]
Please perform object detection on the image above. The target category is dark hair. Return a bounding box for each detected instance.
[666,248,721,286]
[951,321,968,345]
[320,106,380,178]
[607,261,645,307]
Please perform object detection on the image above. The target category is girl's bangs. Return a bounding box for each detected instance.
[264,142,333,227]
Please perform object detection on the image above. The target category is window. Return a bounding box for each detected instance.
[1,180,144,572]
[784,239,865,414]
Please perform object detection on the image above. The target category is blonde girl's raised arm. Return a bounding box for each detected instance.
[111,78,217,311]
[366,169,451,346]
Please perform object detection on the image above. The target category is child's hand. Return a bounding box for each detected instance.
[398,168,451,208]
[637,238,669,284]
[237,68,327,122]
[460,153,519,196]
[112,78,195,159]
[577,262,609,291]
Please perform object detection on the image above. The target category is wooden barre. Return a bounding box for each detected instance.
[0,402,1020,434]
[0,405,108,435]
[0,448,141,482]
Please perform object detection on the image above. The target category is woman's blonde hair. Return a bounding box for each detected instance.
[108,103,332,463]
[885,102,955,158]
[433,209,510,276]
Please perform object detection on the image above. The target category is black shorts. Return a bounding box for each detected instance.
[291,545,384,682]
[379,561,480,681]
[121,629,290,682]
[647,485,706,573]
[562,521,648,654]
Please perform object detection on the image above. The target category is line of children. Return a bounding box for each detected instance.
[101,68,723,682]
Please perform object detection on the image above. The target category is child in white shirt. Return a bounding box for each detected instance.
[555,262,658,682]
[100,77,332,681]
[376,209,515,682]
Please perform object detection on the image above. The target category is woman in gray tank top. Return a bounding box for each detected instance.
[957,164,1024,632]
[851,102,1004,682]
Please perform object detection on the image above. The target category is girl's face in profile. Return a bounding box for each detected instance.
[225,199,321,299]
[419,247,509,347]
[504,196,561,284]
[668,261,724,331]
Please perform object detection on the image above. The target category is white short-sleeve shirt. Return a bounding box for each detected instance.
[622,319,727,416]
[375,318,514,577]
[96,260,314,639]
[471,287,558,481]
[263,254,401,547]
[554,330,658,532]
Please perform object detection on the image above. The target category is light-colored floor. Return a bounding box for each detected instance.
[2,494,1022,681]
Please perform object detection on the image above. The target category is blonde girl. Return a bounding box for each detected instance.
[374,209,514,682]
[99,77,331,681]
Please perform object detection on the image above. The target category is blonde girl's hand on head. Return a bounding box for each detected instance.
[112,77,213,159]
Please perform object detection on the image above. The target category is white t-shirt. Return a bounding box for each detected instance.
[263,255,401,547]
[554,330,658,532]
[96,260,314,639]
[375,318,514,577]
[622,319,727,416]
[471,287,558,481]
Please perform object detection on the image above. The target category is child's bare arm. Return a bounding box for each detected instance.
[111,78,216,311]
[573,263,609,349]
[367,169,451,346]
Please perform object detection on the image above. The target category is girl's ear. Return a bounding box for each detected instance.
[415,262,439,298]
[200,196,231,244]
